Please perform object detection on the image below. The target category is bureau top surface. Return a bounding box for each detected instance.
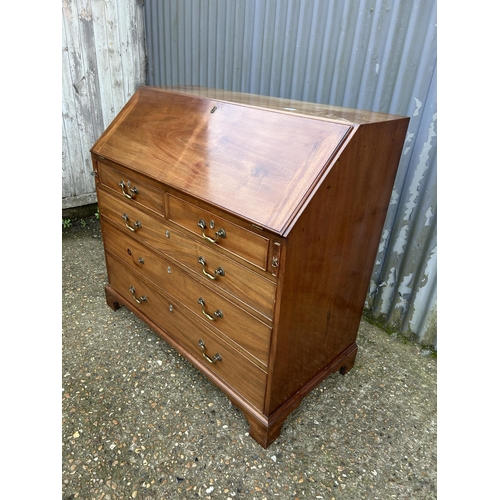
[92,86,356,234]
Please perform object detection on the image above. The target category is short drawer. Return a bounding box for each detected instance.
[98,161,165,216]
[102,218,170,284]
[99,188,276,320]
[98,186,172,250]
[168,195,269,270]
[101,220,271,367]
[106,253,267,409]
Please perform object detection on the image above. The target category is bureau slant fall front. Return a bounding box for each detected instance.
[91,86,409,448]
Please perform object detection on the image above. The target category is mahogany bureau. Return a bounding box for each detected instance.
[91,86,409,448]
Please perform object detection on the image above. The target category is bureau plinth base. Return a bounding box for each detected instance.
[103,284,358,449]
[105,285,122,311]
[241,343,358,448]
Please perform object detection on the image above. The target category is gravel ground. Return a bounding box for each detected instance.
[62,218,437,499]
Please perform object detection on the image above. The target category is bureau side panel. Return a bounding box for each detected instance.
[266,118,409,415]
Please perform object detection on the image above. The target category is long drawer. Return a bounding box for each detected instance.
[162,224,276,321]
[105,252,267,409]
[102,218,271,367]
[98,187,276,320]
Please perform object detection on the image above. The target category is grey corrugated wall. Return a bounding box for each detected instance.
[143,0,437,348]
[62,0,147,209]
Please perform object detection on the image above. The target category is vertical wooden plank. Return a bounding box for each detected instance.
[62,14,82,199]
[134,0,147,89]
[62,0,146,208]
[92,0,122,127]
[62,0,101,201]
[112,0,134,101]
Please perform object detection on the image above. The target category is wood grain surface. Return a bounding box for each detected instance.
[92,86,351,233]
[93,86,410,448]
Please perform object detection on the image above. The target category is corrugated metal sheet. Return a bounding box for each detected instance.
[62,0,146,209]
[143,0,437,347]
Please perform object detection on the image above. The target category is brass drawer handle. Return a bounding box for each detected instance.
[197,219,226,243]
[198,257,225,280]
[198,340,222,364]
[122,213,141,232]
[198,297,223,321]
[118,180,139,199]
[129,286,147,304]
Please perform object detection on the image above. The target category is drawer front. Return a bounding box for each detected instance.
[99,188,276,320]
[168,195,269,270]
[106,253,267,409]
[99,161,165,216]
[102,218,171,286]
[175,271,271,368]
[162,225,276,320]
[98,186,173,251]
[101,219,271,367]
